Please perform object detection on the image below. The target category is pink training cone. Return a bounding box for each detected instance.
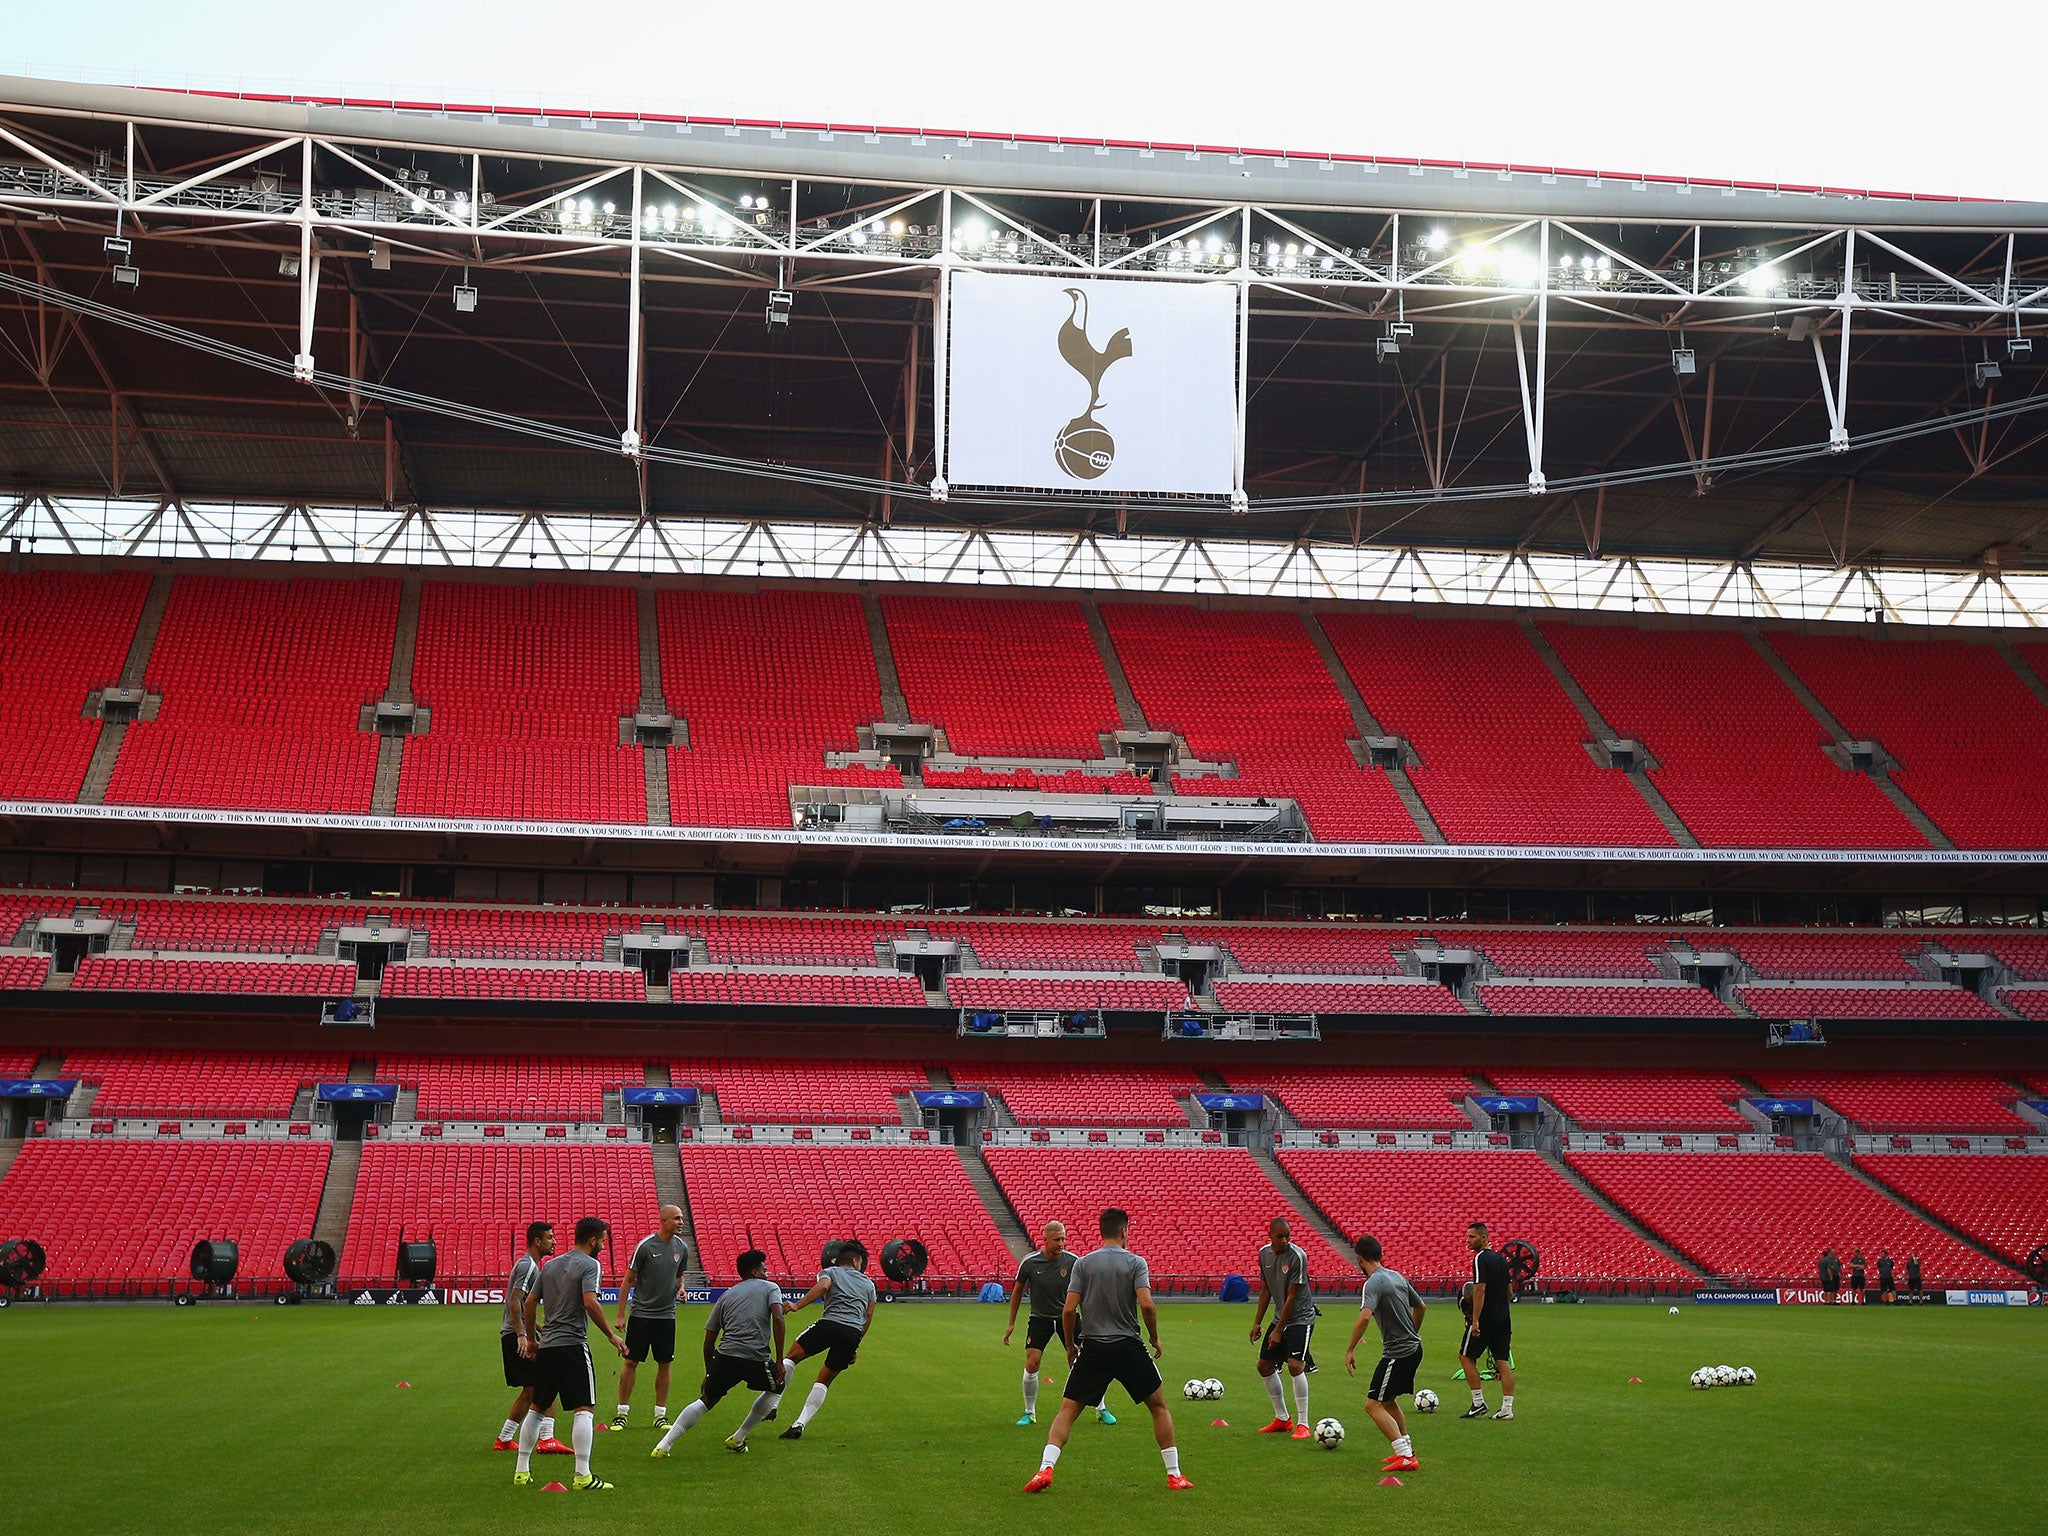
[1210,1419,1229,1428]
[1629,1377,1643,1383]
[1379,1476,1404,1488]
[541,1482,569,1492]
[396,1381,411,1389]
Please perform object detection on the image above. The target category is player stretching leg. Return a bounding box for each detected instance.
[649,1250,787,1457]
[1023,1208,1191,1493]
[610,1205,689,1433]
[1457,1222,1517,1421]
[495,1221,568,1453]
[513,1217,629,1491]
[1005,1221,1114,1426]
[763,1239,876,1440]
[1344,1234,1426,1475]
[1251,1216,1317,1440]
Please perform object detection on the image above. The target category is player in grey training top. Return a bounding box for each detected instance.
[1022,1208,1191,1494]
[1344,1233,1427,1475]
[495,1221,562,1453]
[650,1249,789,1458]
[765,1239,878,1440]
[514,1216,628,1492]
[1250,1216,1318,1438]
[1003,1221,1116,1427]
[610,1205,689,1433]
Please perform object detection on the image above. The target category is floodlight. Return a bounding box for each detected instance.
[1974,360,2002,388]
[111,264,139,290]
[1423,227,1447,251]
[370,239,391,271]
[1377,335,1401,362]
[2010,337,2034,358]
[279,254,300,278]
[765,289,794,329]
[102,236,131,260]
[452,283,478,314]
[1388,321,1415,338]
[1672,348,1697,376]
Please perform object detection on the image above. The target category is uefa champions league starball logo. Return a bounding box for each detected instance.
[1053,288,1132,480]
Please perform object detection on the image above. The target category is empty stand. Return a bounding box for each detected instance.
[945,975,1188,1011]
[1768,633,2048,849]
[0,569,150,802]
[1485,1069,1749,1131]
[882,595,1124,756]
[1442,928,1672,978]
[921,767,1152,794]
[1999,986,2048,1022]
[97,898,362,954]
[1280,1149,1694,1288]
[698,914,903,966]
[669,1058,926,1124]
[0,1139,329,1290]
[342,1143,655,1285]
[1321,613,1673,847]
[379,965,647,1002]
[1985,934,2048,980]
[398,582,644,823]
[107,576,395,813]
[1221,1066,1474,1129]
[1719,931,1927,980]
[1216,926,1407,974]
[1540,625,1922,848]
[65,1049,349,1116]
[1749,1072,2032,1134]
[1566,1151,2009,1283]
[937,921,1156,971]
[667,971,925,1007]
[1102,604,1421,841]
[1734,983,1998,1021]
[0,953,51,990]
[1856,1155,2048,1266]
[69,957,357,995]
[949,1063,1199,1126]
[391,904,620,960]
[380,1054,644,1121]
[1477,982,1733,1018]
[682,1144,1013,1286]
[1210,980,1465,1014]
[985,1146,1350,1286]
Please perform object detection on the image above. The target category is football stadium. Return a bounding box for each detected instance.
[0,57,2044,1535]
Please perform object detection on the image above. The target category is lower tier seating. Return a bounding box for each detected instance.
[949,1064,1200,1127]
[69,957,357,995]
[667,971,926,1007]
[0,1140,329,1290]
[0,953,50,989]
[379,965,647,1002]
[984,1146,1350,1287]
[1748,1072,2033,1135]
[379,1054,648,1122]
[945,975,1189,1011]
[1854,1155,2048,1266]
[1565,1152,2008,1284]
[681,1145,1013,1288]
[1221,1066,1475,1129]
[1279,1149,1696,1290]
[1733,984,1999,1021]
[1484,1069,1749,1131]
[669,1058,927,1124]
[1477,982,1733,1018]
[340,1143,656,1287]
[1210,980,1465,1014]
[2000,986,2048,1021]
[64,1049,350,1117]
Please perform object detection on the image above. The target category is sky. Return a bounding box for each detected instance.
[4,0,2043,203]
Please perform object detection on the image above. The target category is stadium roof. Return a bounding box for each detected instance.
[3,76,2047,581]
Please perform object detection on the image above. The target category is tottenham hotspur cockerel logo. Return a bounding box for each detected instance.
[1053,287,1133,480]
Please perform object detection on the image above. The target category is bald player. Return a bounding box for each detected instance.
[1004,1220,1115,1427]
[1250,1216,1316,1439]
[610,1205,690,1433]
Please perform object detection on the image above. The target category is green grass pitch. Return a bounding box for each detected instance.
[6,1300,2038,1535]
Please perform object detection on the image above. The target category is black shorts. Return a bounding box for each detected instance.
[530,1344,597,1414]
[1064,1335,1162,1407]
[700,1352,780,1408]
[1367,1349,1422,1403]
[796,1319,866,1372]
[1024,1315,1062,1355]
[501,1332,537,1389]
[624,1315,677,1364]
[1258,1317,1317,1368]
[1460,1319,1511,1362]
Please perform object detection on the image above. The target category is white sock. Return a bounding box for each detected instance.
[1095,1398,1110,1414]
[614,1402,631,1420]
[735,1391,782,1441]
[1039,1443,1062,1472]
[539,1415,555,1442]
[1501,1395,1514,1412]
[571,1410,593,1477]
[794,1382,829,1429]
[654,1400,707,1451]
[1264,1372,1289,1418]
[781,1357,798,1382]
[1291,1372,1309,1423]
[1392,1433,1412,1457]
[1022,1371,1039,1414]
[1471,1388,1486,1408]
[515,1409,543,1472]
[1161,1446,1181,1476]
[499,1417,520,1440]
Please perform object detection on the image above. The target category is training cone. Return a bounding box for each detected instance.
[1210,1418,1229,1428]
[541,1482,569,1492]
[396,1381,412,1389]
[1628,1377,1643,1383]
[1379,1476,1404,1487]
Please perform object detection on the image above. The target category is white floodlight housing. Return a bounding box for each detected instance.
[1672,348,1697,376]
[766,289,794,329]
[452,283,478,314]
[2009,337,2033,359]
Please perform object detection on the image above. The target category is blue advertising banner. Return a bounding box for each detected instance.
[1194,1092,1265,1112]
[913,1090,987,1109]
[2025,1101,2048,1119]
[621,1086,700,1107]
[0,1078,76,1099]
[1747,1098,1815,1117]
[316,1082,398,1104]
[1692,1289,1780,1305]
[1473,1096,1540,1115]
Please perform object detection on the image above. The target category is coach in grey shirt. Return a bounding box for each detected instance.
[612,1206,690,1430]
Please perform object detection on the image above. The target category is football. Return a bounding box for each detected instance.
[1202,1377,1224,1399]
[1313,1417,1345,1448]
[1714,1365,1738,1386]
[1182,1379,1205,1401]
[1668,1306,1680,1315]
[1736,1366,1757,1386]
[1413,1389,1440,1414]
[1690,1367,1715,1389]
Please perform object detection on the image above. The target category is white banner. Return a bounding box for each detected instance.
[945,271,1238,494]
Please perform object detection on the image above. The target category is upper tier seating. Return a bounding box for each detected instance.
[398,582,644,823]
[0,569,149,802]
[0,953,51,990]
[1540,624,1922,848]
[1748,1072,2033,1134]
[94,898,363,954]
[1210,980,1465,1014]
[1215,925,1407,974]
[0,1140,330,1290]
[1279,1149,1696,1289]
[947,1063,1199,1126]
[106,576,394,813]
[1477,982,1733,1018]
[341,1144,655,1286]
[668,1057,927,1124]
[379,965,647,1002]
[660,589,898,828]
[1716,931,1928,980]
[882,595,1124,756]
[65,1049,349,1116]
[1320,612,1673,847]
[70,957,357,995]
[1485,1069,1749,1131]
[682,1145,1014,1287]
[695,914,903,966]
[1102,604,1421,842]
[1220,1066,1475,1128]
[1436,928,1672,978]
[390,905,620,960]
[1734,983,1999,1021]
[1565,1151,2006,1283]
[935,921,1158,971]
[945,975,1189,1011]
[920,767,1153,794]
[985,1146,1351,1286]
[1998,986,2048,1022]
[667,971,926,1007]
[1984,934,2048,980]
[1768,633,2048,849]
[379,1053,645,1121]
[1854,1155,2048,1265]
